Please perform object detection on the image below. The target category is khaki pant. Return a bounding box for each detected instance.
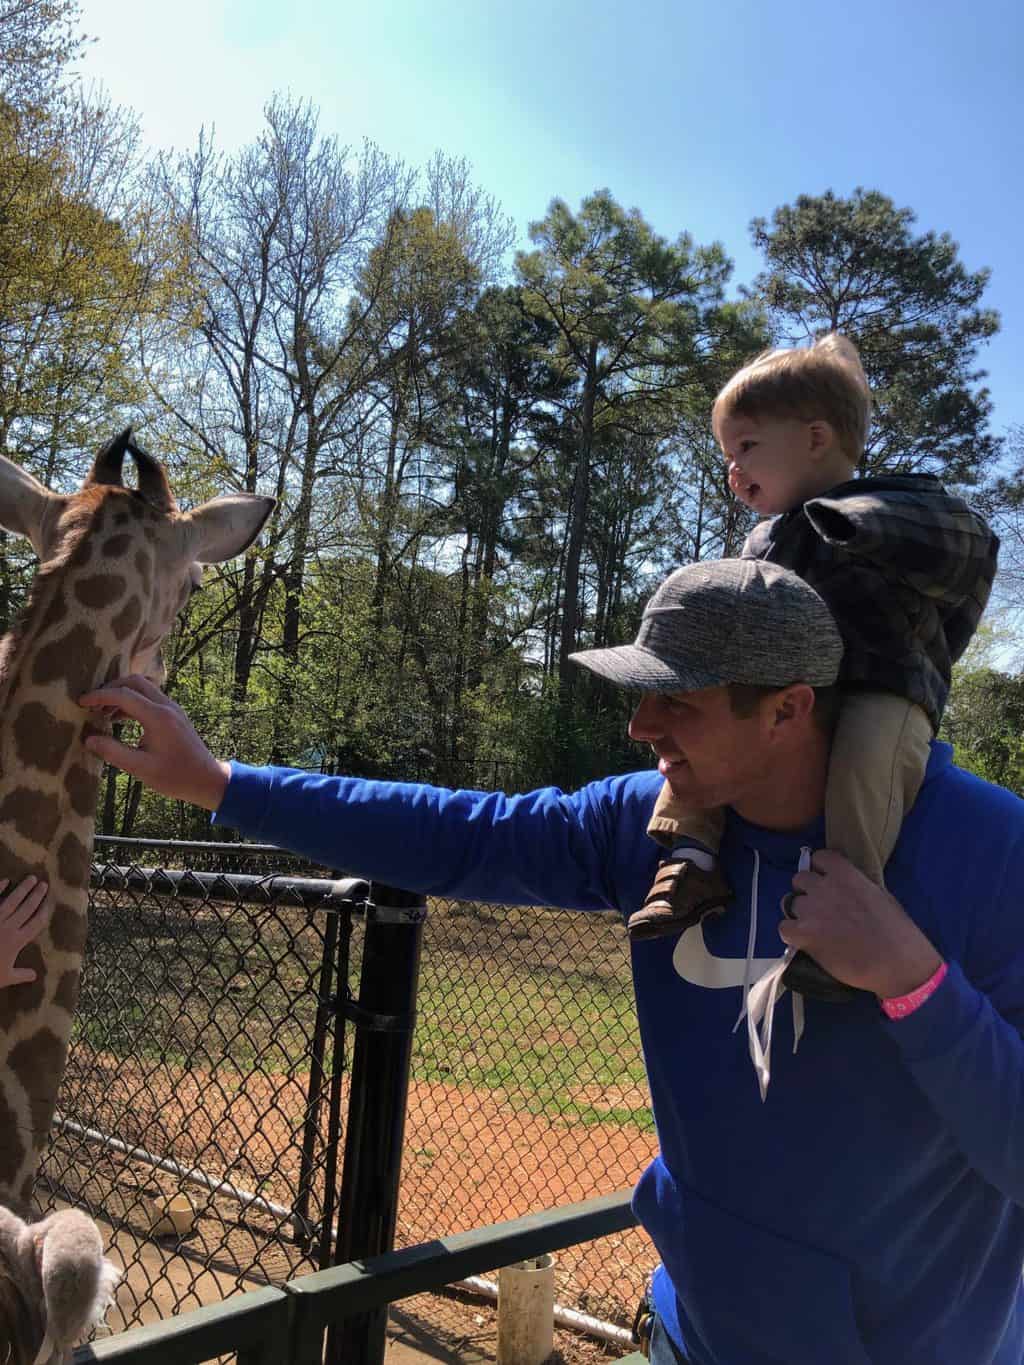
[646,692,933,887]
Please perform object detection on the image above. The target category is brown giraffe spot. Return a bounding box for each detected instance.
[64,763,99,818]
[8,1027,65,1145]
[0,945,45,1029]
[111,595,142,641]
[69,535,92,568]
[0,854,39,884]
[74,573,127,610]
[0,788,61,846]
[81,720,108,746]
[50,901,87,954]
[135,548,153,597]
[32,622,103,698]
[41,590,68,631]
[114,510,131,526]
[53,969,80,1015]
[101,533,133,558]
[14,702,75,774]
[57,832,89,887]
[0,1085,27,1191]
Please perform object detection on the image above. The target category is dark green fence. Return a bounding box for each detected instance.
[46,837,655,1352]
[74,1191,637,1364]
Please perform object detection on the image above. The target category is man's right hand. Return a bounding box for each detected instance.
[79,675,232,812]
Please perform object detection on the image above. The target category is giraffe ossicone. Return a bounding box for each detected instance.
[0,429,273,1353]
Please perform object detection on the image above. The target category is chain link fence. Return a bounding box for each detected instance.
[42,837,657,1345]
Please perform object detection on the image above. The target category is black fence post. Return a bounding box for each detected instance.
[326,883,426,1365]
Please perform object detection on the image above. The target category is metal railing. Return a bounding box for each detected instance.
[73,1191,638,1364]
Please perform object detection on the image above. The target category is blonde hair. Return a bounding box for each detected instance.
[713,333,872,464]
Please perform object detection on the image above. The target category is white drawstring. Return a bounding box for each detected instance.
[735,847,811,1100]
[732,847,761,1034]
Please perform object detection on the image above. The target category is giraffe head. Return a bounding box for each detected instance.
[0,431,274,1215]
[0,429,274,683]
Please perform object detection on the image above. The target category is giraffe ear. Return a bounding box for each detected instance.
[186,493,275,564]
[0,455,66,559]
[31,1209,120,1358]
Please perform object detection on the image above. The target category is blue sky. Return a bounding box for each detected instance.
[76,0,1023,444]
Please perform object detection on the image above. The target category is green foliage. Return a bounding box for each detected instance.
[748,188,1000,483]
[515,191,745,691]
[0,0,83,113]
[942,666,1024,795]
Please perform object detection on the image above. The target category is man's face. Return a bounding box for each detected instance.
[718,412,822,515]
[629,685,776,811]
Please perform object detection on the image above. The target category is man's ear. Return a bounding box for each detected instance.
[186,493,275,565]
[770,683,817,731]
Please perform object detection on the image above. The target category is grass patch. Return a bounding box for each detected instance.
[76,894,650,1129]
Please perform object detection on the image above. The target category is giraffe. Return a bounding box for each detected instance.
[0,429,273,1213]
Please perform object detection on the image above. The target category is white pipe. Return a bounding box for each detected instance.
[454,1275,635,1350]
[52,1113,313,1239]
[498,1257,554,1365]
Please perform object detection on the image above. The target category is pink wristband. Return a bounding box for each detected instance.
[880,961,948,1019]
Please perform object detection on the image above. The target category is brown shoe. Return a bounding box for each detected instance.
[628,857,733,941]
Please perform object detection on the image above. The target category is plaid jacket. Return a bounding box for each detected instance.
[742,474,999,730]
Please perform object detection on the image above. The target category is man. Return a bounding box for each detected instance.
[81,560,1024,1365]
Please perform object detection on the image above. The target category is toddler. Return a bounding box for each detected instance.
[636,335,998,998]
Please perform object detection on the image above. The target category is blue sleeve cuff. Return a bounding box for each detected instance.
[211,760,275,838]
[881,960,982,1061]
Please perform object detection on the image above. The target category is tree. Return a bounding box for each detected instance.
[0,0,83,114]
[748,189,1000,484]
[515,191,734,693]
[0,6,163,634]
[985,426,1024,625]
[942,666,1024,795]
[146,98,413,756]
[0,91,160,473]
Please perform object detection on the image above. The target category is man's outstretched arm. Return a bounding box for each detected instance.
[79,676,653,914]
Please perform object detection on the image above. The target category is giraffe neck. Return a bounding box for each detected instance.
[0,497,148,1210]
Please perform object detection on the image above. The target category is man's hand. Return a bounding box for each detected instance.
[79,676,231,812]
[779,849,943,1000]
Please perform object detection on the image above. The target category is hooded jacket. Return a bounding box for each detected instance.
[743,473,998,729]
[214,743,1024,1364]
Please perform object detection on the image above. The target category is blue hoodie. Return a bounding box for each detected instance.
[214,742,1024,1364]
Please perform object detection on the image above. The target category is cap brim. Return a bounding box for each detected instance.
[568,644,721,693]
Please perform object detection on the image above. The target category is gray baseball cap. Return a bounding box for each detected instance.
[569,559,842,692]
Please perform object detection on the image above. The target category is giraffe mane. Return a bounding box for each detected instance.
[0,487,111,724]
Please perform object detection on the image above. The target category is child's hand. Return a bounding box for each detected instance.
[0,875,51,988]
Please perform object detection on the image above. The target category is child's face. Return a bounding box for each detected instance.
[718,412,835,515]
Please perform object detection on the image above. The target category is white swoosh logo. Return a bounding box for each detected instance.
[673,921,785,990]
